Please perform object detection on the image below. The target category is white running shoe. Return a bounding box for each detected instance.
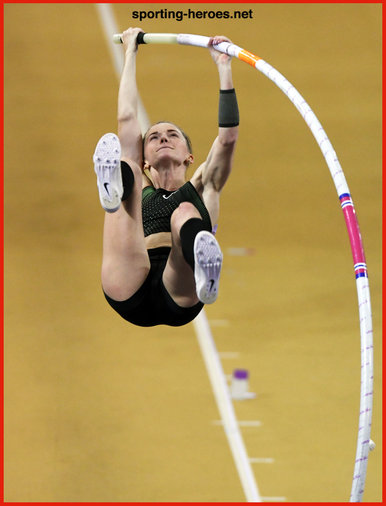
[93,133,122,212]
[194,231,223,304]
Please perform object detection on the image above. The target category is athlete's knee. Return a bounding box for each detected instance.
[101,254,149,301]
[101,260,125,300]
[171,202,200,232]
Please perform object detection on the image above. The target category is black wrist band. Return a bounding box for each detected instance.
[218,88,239,127]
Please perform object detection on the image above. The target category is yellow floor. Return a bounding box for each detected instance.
[4,3,382,502]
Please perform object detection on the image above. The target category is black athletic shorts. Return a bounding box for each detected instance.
[103,247,204,327]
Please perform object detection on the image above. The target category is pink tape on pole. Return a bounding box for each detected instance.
[340,193,367,274]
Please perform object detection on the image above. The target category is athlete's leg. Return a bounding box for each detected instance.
[94,134,150,301]
[101,180,150,301]
[162,203,200,307]
[163,202,223,307]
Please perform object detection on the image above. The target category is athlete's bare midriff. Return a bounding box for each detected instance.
[145,232,172,249]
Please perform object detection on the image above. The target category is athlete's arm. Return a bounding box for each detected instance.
[191,37,239,222]
[117,28,145,169]
[192,37,238,192]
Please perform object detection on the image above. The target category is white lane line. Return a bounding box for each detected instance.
[195,312,262,502]
[95,4,150,134]
[95,3,123,77]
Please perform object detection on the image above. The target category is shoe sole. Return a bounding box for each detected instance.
[93,133,122,213]
[194,231,223,304]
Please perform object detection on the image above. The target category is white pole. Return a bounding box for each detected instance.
[112,29,375,502]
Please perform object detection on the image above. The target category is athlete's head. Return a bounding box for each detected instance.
[143,121,193,169]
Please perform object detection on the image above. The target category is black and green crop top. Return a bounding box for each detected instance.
[142,181,212,237]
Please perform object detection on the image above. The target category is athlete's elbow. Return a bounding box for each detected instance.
[218,126,239,146]
[117,110,137,123]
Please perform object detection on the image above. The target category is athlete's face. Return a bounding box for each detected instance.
[144,123,193,168]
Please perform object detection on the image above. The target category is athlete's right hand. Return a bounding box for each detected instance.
[121,27,144,54]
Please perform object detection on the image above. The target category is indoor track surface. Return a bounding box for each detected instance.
[4,3,382,502]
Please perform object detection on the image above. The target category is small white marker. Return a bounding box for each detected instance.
[219,351,240,359]
[212,420,262,427]
[209,319,230,327]
[249,457,275,464]
[227,247,255,256]
[230,369,256,400]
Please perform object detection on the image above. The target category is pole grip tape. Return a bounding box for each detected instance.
[137,32,146,45]
[112,32,147,44]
